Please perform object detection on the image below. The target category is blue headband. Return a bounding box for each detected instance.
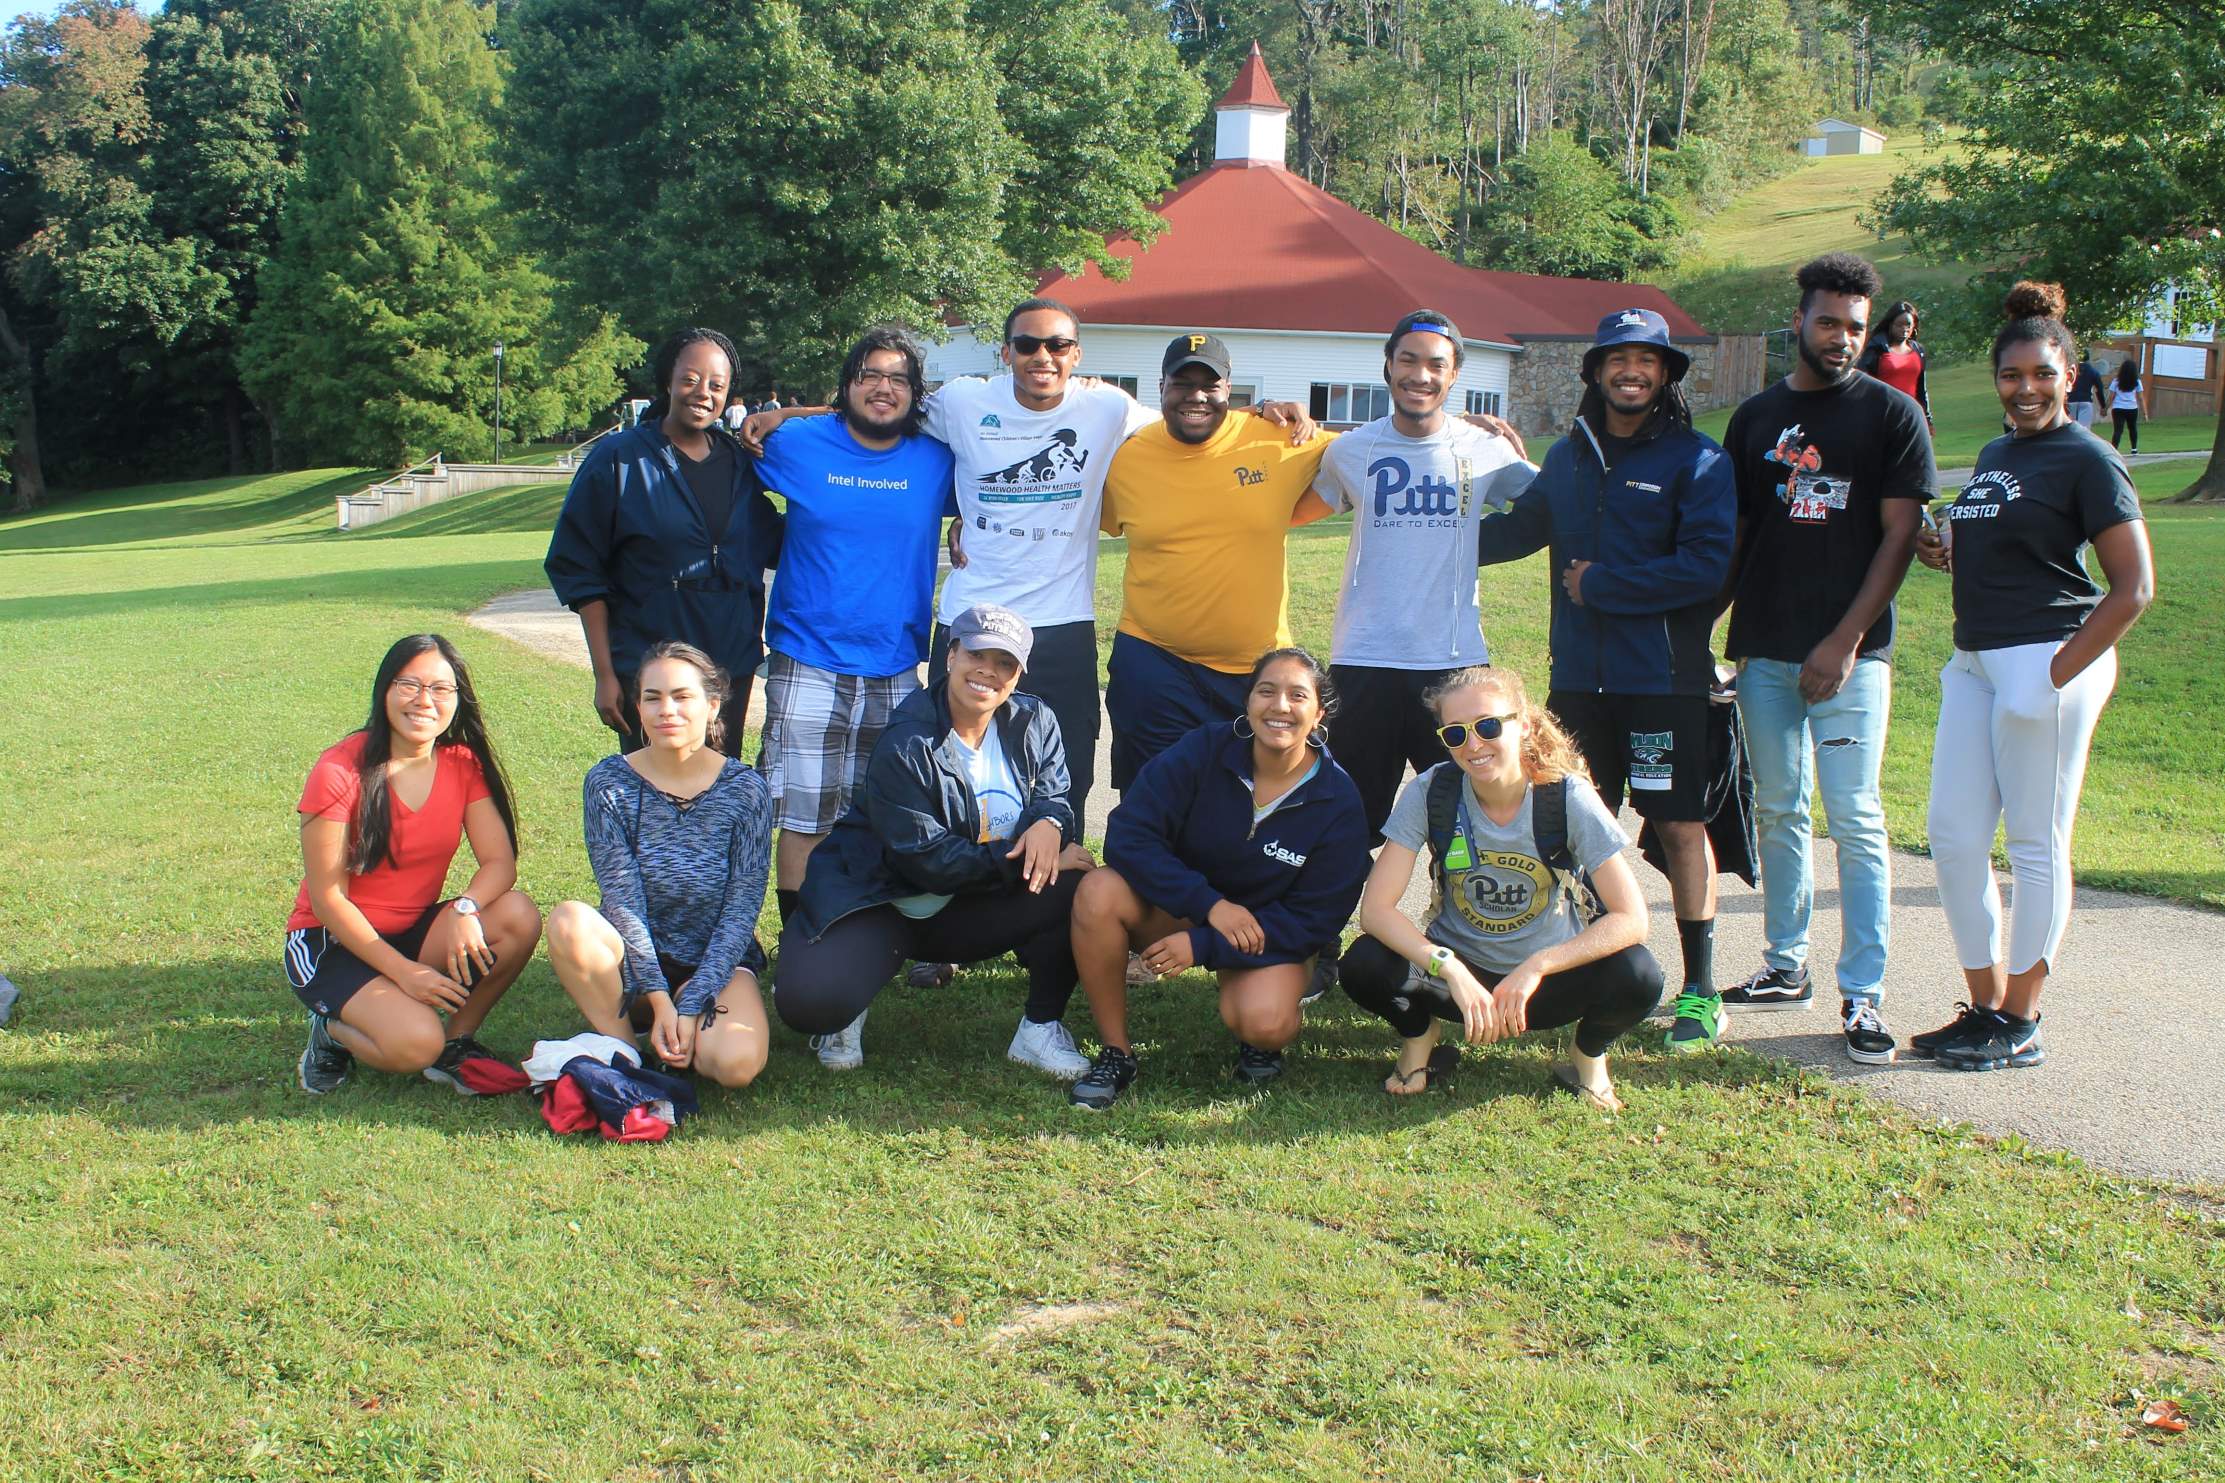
[1406,320,1453,337]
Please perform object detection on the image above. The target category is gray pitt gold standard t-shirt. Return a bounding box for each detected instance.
[1316,416,1536,669]
[1381,765,1628,975]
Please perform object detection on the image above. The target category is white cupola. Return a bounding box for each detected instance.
[1212,42,1290,169]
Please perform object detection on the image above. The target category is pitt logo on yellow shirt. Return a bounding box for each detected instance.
[1234,466,1264,486]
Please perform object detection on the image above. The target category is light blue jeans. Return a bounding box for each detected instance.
[1735,656,1893,1002]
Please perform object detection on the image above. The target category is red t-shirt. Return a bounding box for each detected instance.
[1870,346,1924,403]
[287,734,492,933]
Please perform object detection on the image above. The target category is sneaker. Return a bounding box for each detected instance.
[1938,1012,2044,1072]
[1665,989,1724,1054]
[1907,1001,1994,1060]
[1008,1016,1090,1079]
[298,1013,352,1095]
[422,1034,528,1095]
[1234,1042,1284,1085]
[1720,964,1812,1012]
[1068,1046,1139,1110]
[810,1010,867,1071]
[1299,955,1338,1007]
[905,961,956,989]
[1841,999,1896,1065]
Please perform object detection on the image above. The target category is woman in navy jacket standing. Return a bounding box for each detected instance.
[1067,647,1371,1108]
[545,328,784,756]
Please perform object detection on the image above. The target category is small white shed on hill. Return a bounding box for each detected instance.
[1803,118,1885,156]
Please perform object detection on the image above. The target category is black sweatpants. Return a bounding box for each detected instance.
[2110,409,2140,451]
[930,619,1098,818]
[1339,934,1664,1057]
[773,870,1082,1035]
[1327,663,1460,840]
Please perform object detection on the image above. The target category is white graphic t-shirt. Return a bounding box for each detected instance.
[892,715,1027,920]
[926,375,1158,627]
[1314,416,1535,669]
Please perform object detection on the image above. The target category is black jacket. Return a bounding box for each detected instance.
[791,686,1075,940]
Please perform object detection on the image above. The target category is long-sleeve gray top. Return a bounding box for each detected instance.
[581,754,772,1017]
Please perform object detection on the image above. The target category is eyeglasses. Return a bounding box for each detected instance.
[1007,335,1078,356]
[851,369,906,389]
[391,678,460,703]
[1436,713,1519,748]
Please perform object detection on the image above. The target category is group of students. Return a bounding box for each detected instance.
[284,256,2154,1113]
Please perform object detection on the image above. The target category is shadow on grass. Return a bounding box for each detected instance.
[0,471,373,552]
[0,561,543,624]
[2,956,1806,1145]
[347,485,567,540]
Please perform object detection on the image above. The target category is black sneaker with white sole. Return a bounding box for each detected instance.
[1234,1042,1284,1085]
[299,1013,352,1094]
[1937,1012,2044,1072]
[1841,999,1896,1064]
[1907,1001,1994,1060]
[1068,1046,1139,1110]
[1720,964,1812,1011]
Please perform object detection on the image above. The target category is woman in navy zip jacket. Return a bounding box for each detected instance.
[545,328,784,757]
[1066,647,1371,1109]
[773,604,1100,1080]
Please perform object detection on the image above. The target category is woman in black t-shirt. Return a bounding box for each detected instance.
[1911,282,2154,1074]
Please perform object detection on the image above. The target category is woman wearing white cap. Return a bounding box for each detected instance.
[772,604,1098,1077]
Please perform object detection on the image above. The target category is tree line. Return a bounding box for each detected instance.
[0,0,1963,510]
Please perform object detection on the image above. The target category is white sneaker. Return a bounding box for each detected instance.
[810,1009,867,1071]
[1007,1016,1090,1079]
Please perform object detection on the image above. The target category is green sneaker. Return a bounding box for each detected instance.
[1665,989,1724,1054]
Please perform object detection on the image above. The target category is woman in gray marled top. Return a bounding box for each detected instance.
[546,642,773,1088]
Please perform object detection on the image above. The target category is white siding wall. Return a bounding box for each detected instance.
[925,327,1516,425]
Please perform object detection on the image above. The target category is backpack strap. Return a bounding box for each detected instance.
[1424,763,1464,895]
[1532,776,1606,924]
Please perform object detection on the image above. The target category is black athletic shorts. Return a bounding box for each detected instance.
[1546,690,1711,822]
[284,902,449,1018]
[619,953,701,1022]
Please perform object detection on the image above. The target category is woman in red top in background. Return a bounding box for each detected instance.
[1857,299,1932,425]
[286,634,543,1095]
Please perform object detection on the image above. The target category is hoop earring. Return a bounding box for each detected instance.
[1306,723,1327,751]
[1232,716,1256,740]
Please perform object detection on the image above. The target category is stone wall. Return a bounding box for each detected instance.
[1507,334,1767,439]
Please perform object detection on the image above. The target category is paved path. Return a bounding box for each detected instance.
[472,586,2222,1188]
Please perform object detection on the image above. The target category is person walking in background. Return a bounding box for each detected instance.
[2108,357,2148,453]
[545,643,774,1090]
[288,635,542,1096]
[1476,308,1736,1055]
[2069,352,2109,430]
[1912,282,2154,1072]
[544,328,784,756]
[1340,665,1662,1109]
[1719,254,1935,1064]
[1854,298,1931,425]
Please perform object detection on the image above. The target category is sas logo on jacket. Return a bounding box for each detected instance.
[1262,838,1308,868]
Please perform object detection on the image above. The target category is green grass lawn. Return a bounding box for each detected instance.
[2,474,2220,1479]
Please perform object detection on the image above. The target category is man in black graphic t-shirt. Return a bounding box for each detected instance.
[1719,253,1936,1063]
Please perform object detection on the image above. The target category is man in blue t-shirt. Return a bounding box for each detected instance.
[753,326,956,949]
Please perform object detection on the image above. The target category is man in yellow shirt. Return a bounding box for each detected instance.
[1100,334,1336,792]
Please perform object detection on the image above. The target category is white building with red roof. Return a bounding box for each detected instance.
[926,45,1739,433]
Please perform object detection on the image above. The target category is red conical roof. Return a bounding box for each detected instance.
[1217,42,1288,112]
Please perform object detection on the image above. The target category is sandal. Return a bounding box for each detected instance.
[1384,1044,1460,1095]
[1547,1064,1624,1114]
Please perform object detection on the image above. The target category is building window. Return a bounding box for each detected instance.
[1227,383,1258,408]
[1465,389,1502,418]
[1308,383,1389,426]
[1109,375,1140,397]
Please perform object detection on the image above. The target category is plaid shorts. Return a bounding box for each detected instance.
[758,652,919,832]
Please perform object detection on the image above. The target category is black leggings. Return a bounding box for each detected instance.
[773,871,1082,1034]
[1339,934,1663,1057]
[2111,409,2139,450]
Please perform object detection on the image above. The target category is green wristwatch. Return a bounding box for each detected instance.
[1424,946,1454,978]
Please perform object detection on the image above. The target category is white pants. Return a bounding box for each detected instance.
[1927,642,2115,975]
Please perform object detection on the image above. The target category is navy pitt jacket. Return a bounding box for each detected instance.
[543,421,785,683]
[1476,414,1735,696]
[1106,723,1370,971]
[791,686,1075,941]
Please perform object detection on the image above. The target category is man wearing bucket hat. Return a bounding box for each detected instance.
[773,603,1100,1079]
[1476,306,1738,1054]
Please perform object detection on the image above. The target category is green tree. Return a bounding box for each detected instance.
[241,0,635,467]
[1865,0,2225,499]
[504,0,1199,394]
[1474,133,1686,280]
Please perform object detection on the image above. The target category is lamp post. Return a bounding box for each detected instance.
[493,341,505,465]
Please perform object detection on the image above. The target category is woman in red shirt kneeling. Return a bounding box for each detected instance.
[286,634,543,1094]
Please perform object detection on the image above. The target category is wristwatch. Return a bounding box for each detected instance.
[452,896,481,918]
[1424,946,1454,978]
